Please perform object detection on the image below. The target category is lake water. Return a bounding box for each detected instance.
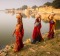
[0,11,60,50]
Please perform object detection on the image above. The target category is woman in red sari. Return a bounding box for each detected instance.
[13,13,24,52]
[32,14,43,44]
[48,14,56,39]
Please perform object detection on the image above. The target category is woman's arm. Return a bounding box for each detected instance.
[39,15,41,22]
[48,15,50,20]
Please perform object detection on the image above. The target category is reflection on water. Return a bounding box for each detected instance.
[0,12,60,49]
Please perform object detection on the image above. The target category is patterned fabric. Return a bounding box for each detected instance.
[48,20,55,39]
[32,18,43,43]
[14,24,24,51]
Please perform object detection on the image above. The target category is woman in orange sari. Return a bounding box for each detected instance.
[48,14,56,39]
[32,14,43,44]
[13,13,24,52]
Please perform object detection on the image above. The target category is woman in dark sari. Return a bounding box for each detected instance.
[48,14,56,39]
[13,13,24,52]
[32,14,44,44]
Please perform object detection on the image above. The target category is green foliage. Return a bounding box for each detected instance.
[32,5,38,9]
[44,2,52,6]
[52,0,60,8]
[44,0,60,8]
[21,5,28,10]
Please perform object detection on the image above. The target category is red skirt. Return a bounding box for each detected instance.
[32,25,43,41]
[48,23,54,39]
[14,29,24,51]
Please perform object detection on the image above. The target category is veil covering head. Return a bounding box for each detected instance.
[35,12,41,19]
[50,12,55,18]
[16,13,23,23]
[49,13,56,23]
[49,12,55,20]
[16,13,22,19]
[35,13,41,22]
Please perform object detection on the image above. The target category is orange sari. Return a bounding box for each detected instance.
[48,19,55,39]
[14,24,24,51]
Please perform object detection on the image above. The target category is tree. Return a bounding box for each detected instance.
[32,5,38,9]
[21,5,27,10]
[44,0,60,8]
[44,2,52,6]
[52,0,60,8]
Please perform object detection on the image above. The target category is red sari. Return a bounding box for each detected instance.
[32,18,43,43]
[48,20,55,39]
[14,24,24,51]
